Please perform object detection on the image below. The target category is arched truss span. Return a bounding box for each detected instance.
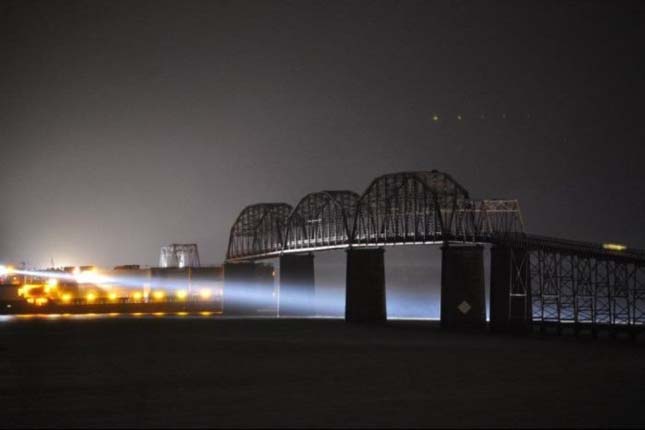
[351,171,470,245]
[226,203,293,259]
[284,191,360,251]
[225,171,528,260]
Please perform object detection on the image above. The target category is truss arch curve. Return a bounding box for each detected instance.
[226,203,293,259]
[351,170,470,245]
[284,190,360,251]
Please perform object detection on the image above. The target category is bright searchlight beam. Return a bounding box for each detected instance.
[0,265,15,276]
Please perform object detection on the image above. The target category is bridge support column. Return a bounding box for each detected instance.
[223,262,275,316]
[490,246,531,332]
[440,244,486,329]
[345,248,386,323]
[279,254,315,317]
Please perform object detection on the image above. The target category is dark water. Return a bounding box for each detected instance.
[1,318,644,427]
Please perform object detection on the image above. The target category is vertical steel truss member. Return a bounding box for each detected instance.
[284,191,359,251]
[634,265,645,324]
[351,171,470,245]
[526,245,645,327]
[491,246,531,330]
[226,203,293,259]
[159,244,201,268]
[509,247,531,323]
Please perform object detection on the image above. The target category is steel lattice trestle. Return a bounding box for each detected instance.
[498,240,645,328]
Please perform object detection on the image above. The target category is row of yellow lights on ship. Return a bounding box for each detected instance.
[57,288,215,304]
[11,311,222,319]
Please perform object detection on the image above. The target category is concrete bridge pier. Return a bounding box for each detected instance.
[440,244,486,329]
[489,246,531,332]
[345,248,386,323]
[279,254,315,317]
[223,261,275,316]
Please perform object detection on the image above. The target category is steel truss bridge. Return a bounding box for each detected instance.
[226,170,645,331]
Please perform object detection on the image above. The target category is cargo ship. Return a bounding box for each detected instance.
[0,264,225,315]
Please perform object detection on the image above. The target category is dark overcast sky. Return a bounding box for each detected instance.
[1,0,644,268]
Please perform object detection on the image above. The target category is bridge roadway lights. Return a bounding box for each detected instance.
[489,246,530,333]
[345,248,386,323]
[440,244,486,329]
[223,262,275,316]
[279,254,315,317]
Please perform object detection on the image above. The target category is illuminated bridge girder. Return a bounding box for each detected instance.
[455,199,525,241]
[284,191,360,251]
[351,171,470,245]
[226,203,293,260]
[225,170,529,260]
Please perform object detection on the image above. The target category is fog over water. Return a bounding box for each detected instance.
[311,246,489,319]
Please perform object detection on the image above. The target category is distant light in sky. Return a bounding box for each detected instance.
[457,115,463,120]
[432,115,439,121]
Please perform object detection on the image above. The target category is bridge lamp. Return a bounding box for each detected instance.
[132,291,143,302]
[153,291,165,301]
[61,293,72,303]
[108,292,118,301]
[199,289,211,300]
[603,243,627,251]
[86,292,97,303]
[176,290,187,300]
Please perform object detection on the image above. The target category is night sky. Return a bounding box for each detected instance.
[1,0,644,268]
